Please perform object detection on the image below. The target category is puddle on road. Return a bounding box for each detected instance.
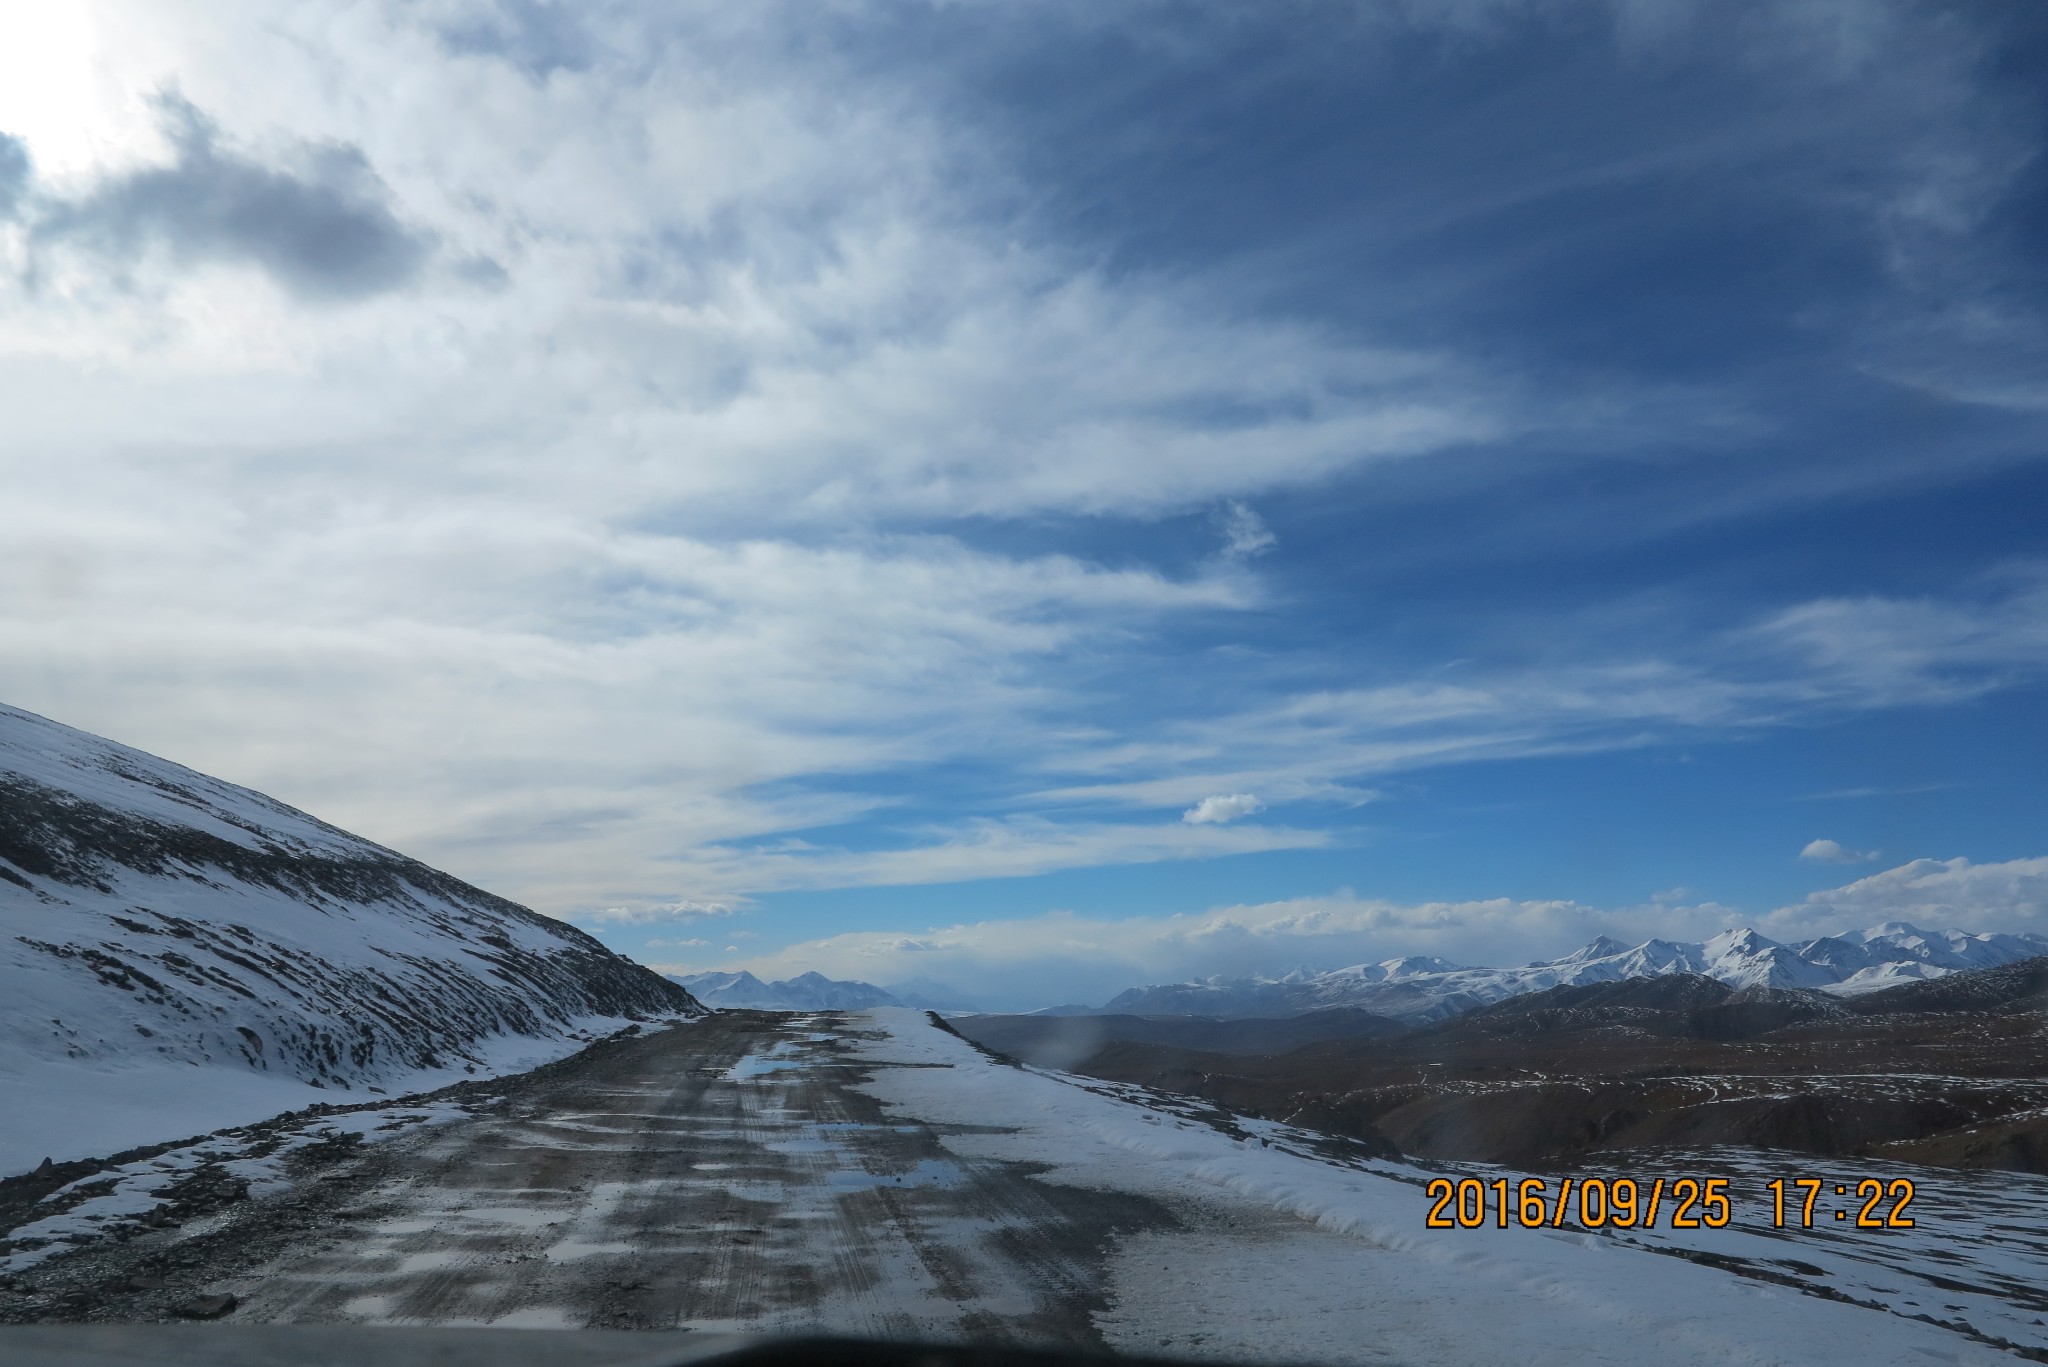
[395,1250,471,1274]
[720,1181,788,1203]
[533,1118,694,1135]
[828,1159,967,1191]
[724,1032,847,1080]
[725,1052,809,1080]
[461,1307,583,1329]
[762,1119,969,1194]
[444,1205,569,1231]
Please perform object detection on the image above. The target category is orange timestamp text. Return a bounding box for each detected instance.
[1424,1175,1916,1231]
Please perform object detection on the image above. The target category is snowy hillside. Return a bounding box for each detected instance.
[671,969,903,1010]
[1085,922,2048,1021]
[0,704,702,1173]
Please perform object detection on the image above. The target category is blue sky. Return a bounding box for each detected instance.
[2,2,2046,1008]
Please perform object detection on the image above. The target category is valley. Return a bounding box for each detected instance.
[953,964,2048,1174]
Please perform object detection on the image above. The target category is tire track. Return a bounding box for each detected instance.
[24,1010,1169,1346]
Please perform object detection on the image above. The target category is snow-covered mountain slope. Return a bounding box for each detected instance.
[1086,921,2048,1021]
[669,969,903,1010]
[0,703,702,1174]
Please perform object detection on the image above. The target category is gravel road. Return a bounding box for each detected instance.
[11,1009,2039,1366]
[2,1012,1171,1348]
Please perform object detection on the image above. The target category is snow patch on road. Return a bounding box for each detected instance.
[1,1100,471,1276]
[0,1018,670,1177]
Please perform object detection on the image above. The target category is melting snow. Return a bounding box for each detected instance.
[850,1008,2039,1366]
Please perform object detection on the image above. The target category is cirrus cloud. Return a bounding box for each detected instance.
[0,0,2042,937]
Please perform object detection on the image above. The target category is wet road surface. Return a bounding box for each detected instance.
[10,1009,2039,1366]
[7,1012,1169,1347]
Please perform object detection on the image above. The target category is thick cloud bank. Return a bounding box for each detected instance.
[27,95,432,300]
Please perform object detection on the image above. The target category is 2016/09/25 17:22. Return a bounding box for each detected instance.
[1423,1176,1917,1230]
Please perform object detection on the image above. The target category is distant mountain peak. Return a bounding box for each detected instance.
[1073,920,2048,1022]
[667,969,905,1011]
[1705,927,1780,952]
[1561,935,1630,961]
[1860,920,1931,941]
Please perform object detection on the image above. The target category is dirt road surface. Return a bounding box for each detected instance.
[17,1011,1168,1346]
[8,1008,2042,1366]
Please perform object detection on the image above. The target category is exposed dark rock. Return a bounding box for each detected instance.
[1847,957,2048,1016]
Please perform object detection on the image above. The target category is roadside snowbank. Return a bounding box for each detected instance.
[0,1015,665,1174]
[849,1008,2019,1366]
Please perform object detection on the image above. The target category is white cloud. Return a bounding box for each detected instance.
[1030,577,2048,826]
[583,900,737,925]
[0,505,1264,912]
[0,4,1504,524]
[1799,838,1880,864]
[1765,855,2048,940]
[1801,783,1957,800]
[1218,502,1276,559]
[1746,580,2048,706]
[1,2,2044,929]
[1182,793,1265,825]
[670,817,1333,899]
[0,0,1510,920]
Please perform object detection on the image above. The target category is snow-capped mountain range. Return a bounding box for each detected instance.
[1073,923,2048,1022]
[670,970,905,1011]
[0,703,702,1173]
[665,969,979,1011]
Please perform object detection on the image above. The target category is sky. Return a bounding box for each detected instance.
[2,1,2046,1011]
